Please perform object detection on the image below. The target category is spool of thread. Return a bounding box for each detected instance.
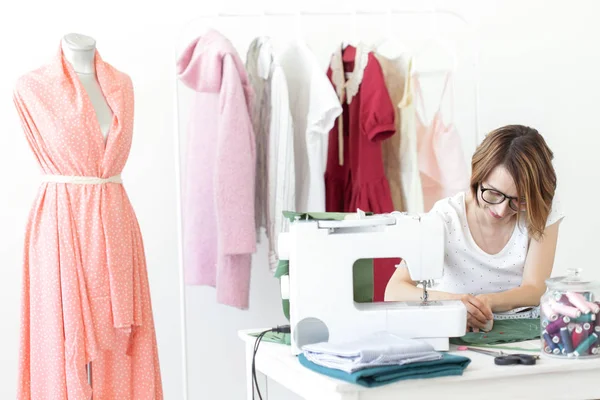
[583,292,594,302]
[555,294,575,307]
[572,325,585,349]
[574,333,599,357]
[551,299,582,319]
[592,347,599,355]
[543,331,558,352]
[560,326,574,353]
[542,301,559,321]
[571,314,596,323]
[546,317,569,335]
[586,301,600,314]
[581,326,590,345]
[552,334,561,344]
[566,292,592,314]
[554,293,568,303]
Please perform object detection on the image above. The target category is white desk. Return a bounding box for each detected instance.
[239,329,600,400]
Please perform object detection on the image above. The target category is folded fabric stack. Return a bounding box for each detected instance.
[302,331,441,373]
[299,332,471,387]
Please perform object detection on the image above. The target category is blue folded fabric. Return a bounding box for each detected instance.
[298,353,471,388]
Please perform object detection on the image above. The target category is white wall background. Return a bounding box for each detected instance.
[0,0,596,399]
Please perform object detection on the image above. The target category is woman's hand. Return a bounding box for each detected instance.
[458,294,493,332]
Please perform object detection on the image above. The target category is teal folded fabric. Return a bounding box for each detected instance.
[298,353,471,388]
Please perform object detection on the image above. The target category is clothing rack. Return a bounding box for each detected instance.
[173,8,479,400]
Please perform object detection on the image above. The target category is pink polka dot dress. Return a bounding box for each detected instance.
[12,46,163,399]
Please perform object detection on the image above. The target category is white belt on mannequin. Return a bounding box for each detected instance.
[42,174,123,185]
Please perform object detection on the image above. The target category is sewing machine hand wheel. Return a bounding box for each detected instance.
[494,354,537,366]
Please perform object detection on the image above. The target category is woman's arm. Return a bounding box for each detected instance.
[479,221,561,312]
[385,265,493,329]
[384,265,456,302]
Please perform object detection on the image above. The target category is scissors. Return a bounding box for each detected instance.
[458,346,539,366]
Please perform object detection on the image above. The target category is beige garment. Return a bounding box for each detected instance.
[399,58,425,213]
[246,38,272,239]
[375,53,406,211]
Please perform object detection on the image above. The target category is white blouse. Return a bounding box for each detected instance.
[426,190,565,295]
[277,40,342,213]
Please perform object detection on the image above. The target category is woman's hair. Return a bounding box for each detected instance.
[470,125,556,240]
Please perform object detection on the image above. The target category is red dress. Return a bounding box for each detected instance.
[324,44,399,302]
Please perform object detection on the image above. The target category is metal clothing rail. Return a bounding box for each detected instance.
[173,8,480,400]
[174,7,481,145]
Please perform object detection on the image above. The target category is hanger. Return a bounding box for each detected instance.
[254,13,273,79]
[294,11,302,41]
[342,10,358,49]
[375,9,412,59]
[414,40,457,75]
[260,12,267,38]
[412,4,458,76]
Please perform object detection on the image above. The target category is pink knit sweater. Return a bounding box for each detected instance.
[177,29,256,309]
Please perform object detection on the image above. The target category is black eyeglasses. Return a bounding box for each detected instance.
[480,184,526,212]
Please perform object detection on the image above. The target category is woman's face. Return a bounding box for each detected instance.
[478,165,521,222]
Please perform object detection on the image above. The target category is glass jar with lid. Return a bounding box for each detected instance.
[540,268,600,358]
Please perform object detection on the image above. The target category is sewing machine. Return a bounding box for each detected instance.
[278,211,467,355]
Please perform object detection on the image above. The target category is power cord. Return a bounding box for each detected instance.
[252,325,290,400]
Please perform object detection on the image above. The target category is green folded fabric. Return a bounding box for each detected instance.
[298,353,471,388]
[249,331,291,346]
[274,259,289,278]
[282,211,373,223]
[252,330,291,345]
[449,318,540,346]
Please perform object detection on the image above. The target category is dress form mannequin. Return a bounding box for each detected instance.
[61,34,109,394]
[61,33,113,140]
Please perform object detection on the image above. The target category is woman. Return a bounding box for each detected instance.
[385,125,564,332]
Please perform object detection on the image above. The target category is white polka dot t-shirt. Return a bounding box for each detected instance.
[430,191,565,295]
